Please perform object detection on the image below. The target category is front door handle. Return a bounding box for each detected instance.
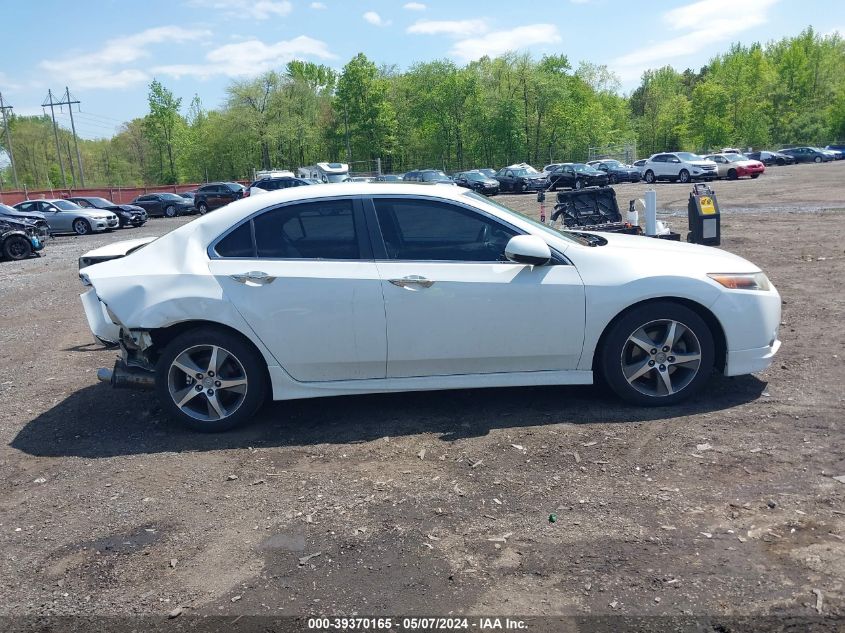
[230,271,276,284]
[388,275,434,288]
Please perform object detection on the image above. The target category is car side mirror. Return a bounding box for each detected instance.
[505,235,551,266]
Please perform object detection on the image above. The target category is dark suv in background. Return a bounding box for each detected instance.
[194,182,246,214]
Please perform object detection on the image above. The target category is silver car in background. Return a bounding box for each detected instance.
[13,199,119,235]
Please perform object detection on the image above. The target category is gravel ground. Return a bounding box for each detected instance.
[1,162,844,627]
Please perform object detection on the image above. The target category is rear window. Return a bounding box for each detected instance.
[215,222,254,258]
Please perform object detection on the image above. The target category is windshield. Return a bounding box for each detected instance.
[465,172,486,181]
[511,169,538,177]
[603,160,622,167]
[225,183,244,191]
[676,152,703,161]
[160,193,184,201]
[86,197,113,208]
[463,191,580,245]
[324,173,347,183]
[53,200,82,210]
[1,203,18,214]
[572,164,594,173]
[725,154,745,162]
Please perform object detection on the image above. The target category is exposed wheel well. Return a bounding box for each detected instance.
[591,297,727,374]
[148,320,272,388]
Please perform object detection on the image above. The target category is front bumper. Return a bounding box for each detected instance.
[523,180,547,191]
[726,339,781,376]
[80,287,120,346]
[92,218,119,231]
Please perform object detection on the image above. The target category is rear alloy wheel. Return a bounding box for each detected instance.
[73,218,91,235]
[599,301,714,406]
[3,235,32,260]
[156,328,267,432]
[644,170,655,184]
[727,169,738,180]
[164,205,177,218]
[814,156,822,163]
[198,202,209,214]
[678,169,691,184]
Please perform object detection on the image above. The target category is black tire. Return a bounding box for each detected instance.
[73,218,91,235]
[155,327,267,432]
[727,169,738,180]
[598,301,715,407]
[3,234,32,260]
[678,169,690,184]
[777,158,785,166]
[644,170,655,184]
[164,205,177,218]
[750,174,759,179]
[814,156,821,163]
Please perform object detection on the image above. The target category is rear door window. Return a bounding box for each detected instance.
[254,200,359,259]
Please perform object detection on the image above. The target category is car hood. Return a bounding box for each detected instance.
[690,161,716,168]
[570,230,760,274]
[6,209,47,221]
[113,204,146,214]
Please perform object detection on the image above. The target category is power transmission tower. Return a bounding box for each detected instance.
[42,89,67,187]
[63,87,85,186]
[0,92,20,189]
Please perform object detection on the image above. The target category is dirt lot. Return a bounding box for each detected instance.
[1,162,844,627]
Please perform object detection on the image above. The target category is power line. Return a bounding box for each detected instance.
[42,88,86,186]
[0,92,20,189]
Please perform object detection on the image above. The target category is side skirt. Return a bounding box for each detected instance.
[268,368,594,401]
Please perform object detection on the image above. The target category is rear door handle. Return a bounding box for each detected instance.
[388,275,434,288]
[230,271,276,284]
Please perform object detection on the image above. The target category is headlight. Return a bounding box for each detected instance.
[708,272,772,291]
[79,272,92,286]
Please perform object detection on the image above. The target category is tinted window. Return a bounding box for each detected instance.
[17,202,38,212]
[216,222,254,258]
[254,200,358,259]
[199,185,216,193]
[374,198,517,262]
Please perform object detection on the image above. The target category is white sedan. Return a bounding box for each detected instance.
[80,183,781,431]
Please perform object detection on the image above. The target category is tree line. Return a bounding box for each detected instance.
[1,27,843,189]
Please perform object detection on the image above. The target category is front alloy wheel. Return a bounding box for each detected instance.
[600,302,714,406]
[678,169,691,184]
[73,219,91,235]
[644,170,655,184]
[164,205,177,218]
[156,328,267,431]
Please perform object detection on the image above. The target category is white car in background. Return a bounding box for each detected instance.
[641,152,718,184]
[80,184,781,432]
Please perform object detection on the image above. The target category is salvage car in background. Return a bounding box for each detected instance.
[403,169,454,184]
[703,153,765,180]
[641,152,718,183]
[452,170,500,195]
[493,164,547,192]
[547,163,609,190]
[131,193,195,218]
[745,150,796,166]
[0,213,46,261]
[586,159,642,184]
[248,176,313,197]
[14,199,118,235]
[68,196,147,228]
[81,183,781,432]
[778,147,832,163]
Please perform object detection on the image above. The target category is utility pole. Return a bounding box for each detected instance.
[42,89,67,187]
[0,92,20,189]
[63,87,85,186]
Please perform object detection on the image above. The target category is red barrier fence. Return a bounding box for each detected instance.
[0,182,249,207]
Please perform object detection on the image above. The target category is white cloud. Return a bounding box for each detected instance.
[614,0,779,81]
[407,19,488,37]
[0,71,21,91]
[187,0,292,19]
[154,36,336,79]
[310,1,327,8]
[403,2,426,9]
[450,24,562,61]
[38,26,210,89]
[363,11,390,26]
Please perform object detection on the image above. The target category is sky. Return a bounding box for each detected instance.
[1,0,844,140]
